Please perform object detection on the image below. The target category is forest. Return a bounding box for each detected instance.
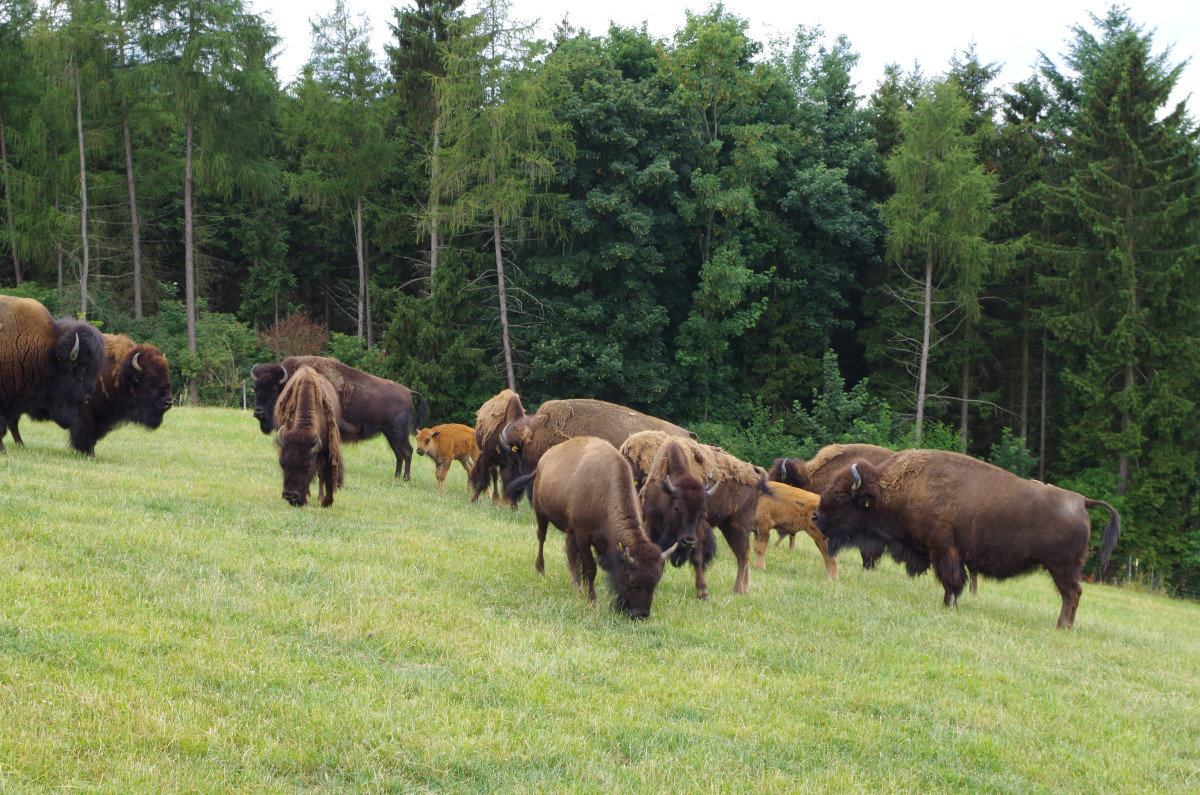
[1,0,1198,595]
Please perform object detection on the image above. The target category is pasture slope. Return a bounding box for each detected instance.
[1,407,1198,793]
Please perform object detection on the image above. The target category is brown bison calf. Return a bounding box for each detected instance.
[415,423,479,494]
[752,483,837,580]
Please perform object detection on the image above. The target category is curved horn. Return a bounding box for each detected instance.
[781,459,788,479]
[274,432,284,448]
[851,463,861,493]
[662,475,677,496]
[623,544,635,568]
[500,421,516,449]
[279,366,290,385]
[69,333,80,362]
[660,541,680,560]
[131,352,143,372]
[706,481,720,497]
[311,437,323,455]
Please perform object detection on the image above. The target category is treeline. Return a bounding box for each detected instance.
[1,0,1198,594]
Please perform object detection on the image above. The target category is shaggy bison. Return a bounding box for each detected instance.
[252,356,426,479]
[274,365,344,507]
[506,436,675,620]
[500,398,692,505]
[467,389,525,504]
[415,423,479,494]
[813,449,1121,628]
[752,482,837,579]
[0,295,105,452]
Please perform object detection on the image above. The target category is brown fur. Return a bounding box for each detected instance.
[517,436,669,619]
[274,366,344,507]
[815,449,1122,629]
[468,389,524,504]
[0,295,105,451]
[502,399,692,505]
[752,483,837,579]
[416,423,479,494]
[66,333,172,456]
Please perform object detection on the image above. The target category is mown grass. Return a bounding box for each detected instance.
[1,407,1198,793]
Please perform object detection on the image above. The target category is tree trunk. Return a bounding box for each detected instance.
[1038,337,1047,482]
[123,104,143,318]
[960,350,969,452]
[0,107,18,285]
[55,191,63,298]
[75,56,90,317]
[354,194,365,341]
[914,245,933,446]
[185,107,199,405]
[429,116,440,284]
[365,234,373,349]
[493,205,516,392]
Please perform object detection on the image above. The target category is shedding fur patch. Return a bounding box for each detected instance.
[644,435,760,488]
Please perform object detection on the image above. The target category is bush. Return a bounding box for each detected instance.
[989,428,1037,477]
[258,313,329,359]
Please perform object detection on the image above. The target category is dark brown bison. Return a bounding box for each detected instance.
[505,436,676,620]
[501,398,693,505]
[415,423,479,494]
[623,431,770,599]
[0,295,105,452]
[769,444,896,570]
[467,389,525,504]
[274,365,344,507]
[63,334,171,456]
[752,482,837,579]
[813,449,1121,629]
[252,356,426,479]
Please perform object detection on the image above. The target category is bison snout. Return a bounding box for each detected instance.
[283,490,307,506]
[629,610,650,621]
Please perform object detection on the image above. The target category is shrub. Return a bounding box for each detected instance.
[258,313,329,359]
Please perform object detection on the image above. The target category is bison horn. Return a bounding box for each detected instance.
[624,545,635,568]
[660,541,679,559]
[279,366,289,385]
[131,352,143,372]
[311,437,323,455]
[274,433,284,448]
[706,481,720,497]
[781,459,789,479]
[662,475,676,496]
[69,332,80,362]
[500,421,513,447]
[851,463,861,493]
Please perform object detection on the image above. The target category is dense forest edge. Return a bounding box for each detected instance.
[1,0,1198,596]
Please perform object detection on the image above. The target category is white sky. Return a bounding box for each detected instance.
[249,0,1200,111]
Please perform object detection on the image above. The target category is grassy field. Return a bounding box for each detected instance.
[1,407,1198,793]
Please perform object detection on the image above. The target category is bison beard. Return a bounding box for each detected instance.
[815,452,1121,629]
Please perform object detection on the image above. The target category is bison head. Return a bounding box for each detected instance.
[768,457,812,490]
[251,363,289,434]
[814,461,885,557]
[47,321,105,429]
[415,427,438,457]
[277,427,320,506]
[656,472,717,556]
[120,347,173,428]
[607,540,676,620]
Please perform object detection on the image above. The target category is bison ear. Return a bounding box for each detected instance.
[431,430,441,438]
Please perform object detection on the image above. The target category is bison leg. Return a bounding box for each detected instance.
[489,466,500,504]
[564,534,583,592]
[807,529,838,581]
[319,453,335,507]
[1048,565,1083,630]
[535,515,550,575]
[716,520,752,595]
[435,460,450,493]
[576,542,599,603]
[753,527,769,571]
[932,548,967,608]
[7,416,24,446]
[384,428,414,480]
[969,568,979,595]
[691,545,710,601]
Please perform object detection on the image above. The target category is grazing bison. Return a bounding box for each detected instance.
[624,431,770,598]
[0,295,105,452]
[752,483,837,580]
[506,436,676,619]
[274,365,344,507]
[501,398,692,505]
[252,356,426,479]
[769,444,896,570]
[415,423,479,494]
[813,449,1121,629]
[467,389,525,504]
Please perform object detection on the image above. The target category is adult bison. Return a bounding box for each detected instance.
[0,295,105,452]
[813,449,1121,629]
[274,365,344,507]
[415,423,478,494]
[752,482,837,580]
[252,356,426,479]
[505,436,676,620]
[500,398,692,505]
[467,389,525,504]
[769,443,896,570]
[623,430,770,599]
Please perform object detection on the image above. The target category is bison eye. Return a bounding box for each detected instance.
[835,494,847,504]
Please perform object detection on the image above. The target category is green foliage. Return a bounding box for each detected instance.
[791,350,904,456]
[988,427,1037,477]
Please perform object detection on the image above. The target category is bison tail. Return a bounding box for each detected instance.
[412,391,429,435]
[1088,500,1121,575]
[504,472,536,506]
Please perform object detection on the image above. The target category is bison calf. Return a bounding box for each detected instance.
[752,483,837,580]
[415,423,479,494]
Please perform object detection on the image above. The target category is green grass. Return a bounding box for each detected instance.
[1,407,1198,793]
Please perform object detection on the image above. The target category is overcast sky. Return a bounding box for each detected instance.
[247,0,1200,110]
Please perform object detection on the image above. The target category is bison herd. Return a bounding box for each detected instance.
[1,294,1121,629]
